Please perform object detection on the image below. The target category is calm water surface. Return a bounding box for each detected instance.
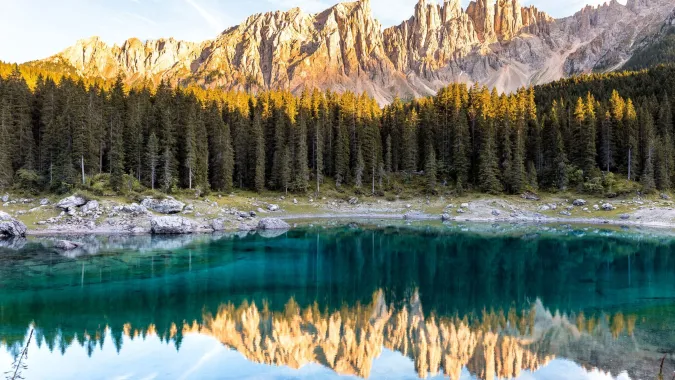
[1,223,674,379]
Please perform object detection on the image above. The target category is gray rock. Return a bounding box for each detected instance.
[560,211,572,216]
[293,198,298,204]
[456,209,465,214]
[404,211,424,220]
[150,216,195,234]
[39,198,50,206]
[573,199,586,207]
[593,204,600,211]
[267,204,280,212]
[661,193,671,200]
[81,200,99,213]
[141,197,185,214]
[250,211,257,217]
[601,203,615,211]
[619,214,630,220]
[211,218,228,231]
[115,203,147,215]
[0,211,27,238]
[521,192,540,201]
[538,205,550,211]
[56,195,87,210]
[441,213,451,222]
[461,203,470,209]
[257,218,290,231]
[348,197,359,205]
[1,194,8,203]
[257,208,266,214]
[491,210,501,217]
[54,240,80,250]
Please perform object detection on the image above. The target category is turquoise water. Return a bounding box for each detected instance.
[1,223,674,379]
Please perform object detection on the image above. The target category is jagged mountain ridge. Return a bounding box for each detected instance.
[39,0,675,104]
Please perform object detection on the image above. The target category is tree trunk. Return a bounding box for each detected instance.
[628,147,632,181]
[81,155,85,185]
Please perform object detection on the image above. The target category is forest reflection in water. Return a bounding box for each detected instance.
[1,224,674,378]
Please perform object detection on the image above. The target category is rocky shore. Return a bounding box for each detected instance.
[2,191,675,242]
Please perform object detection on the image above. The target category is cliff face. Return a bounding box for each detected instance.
[42,0,675,104]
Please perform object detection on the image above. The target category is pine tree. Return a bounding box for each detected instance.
[624,99,639,181]
[641,107,656,193]
[205,102,233,192]
[109,76,126,191]
[453,109,470,194]
[147,132,159,190]
[293,109,309,191]
[478,113,502,194]
[402,109,418,176]
[251,111,266,193]
[425,143,437,193]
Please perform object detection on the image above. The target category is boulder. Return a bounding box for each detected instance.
[572,199,586,206]
[54,240,80,250]
[1,194,8,202]
[619,214,630,220]
[403,211,424,220]
[267,204,280,212]
[0,211,27,238]
[141,197,185,214]
[601,203,615,211]
[538,205,550,212]
[211,218,228,231]
[491,210,501,217]
[348,197,359,205]
[39,198,50,206]
[257,218,290,231]
[441,213,451,222]
[150,216,195,234]
[56,195,87,210]
[81,200,99,213]
[115,203,147,215]
[461,203,470,208]
[521,192,540,201]
[560,211,572,216]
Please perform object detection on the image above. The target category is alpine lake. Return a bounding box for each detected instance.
[1,220,674,380]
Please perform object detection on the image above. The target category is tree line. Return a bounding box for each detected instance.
[1,65,674,196]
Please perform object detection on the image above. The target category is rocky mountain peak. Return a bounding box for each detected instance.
[42,0,675,104]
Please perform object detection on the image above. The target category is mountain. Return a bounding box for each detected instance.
[31,0,675,104]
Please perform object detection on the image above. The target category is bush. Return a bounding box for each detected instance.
[14,169,42,192]
[583,177,604,194]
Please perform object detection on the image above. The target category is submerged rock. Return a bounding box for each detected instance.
[56,195,87,210]
[0,211,27,238]
[150,216,195,234]
[54,240,81,250]
[142,197,185,214]
[258,218,290,231]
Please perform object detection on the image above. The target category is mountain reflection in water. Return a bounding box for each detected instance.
[0,224,674,379]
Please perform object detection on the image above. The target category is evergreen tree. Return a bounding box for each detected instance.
[453,109,470,194]
[477,113,501,194]
[146,132,159,190]
[425,143,437,193]
[640,107,656,193]
[251,111,266,193]
[108,76,126,191]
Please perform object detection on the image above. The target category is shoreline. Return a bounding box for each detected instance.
[20,212,675,237]
[4,192,675,239]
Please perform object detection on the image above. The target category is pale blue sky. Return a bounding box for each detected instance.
[0,0,624,63]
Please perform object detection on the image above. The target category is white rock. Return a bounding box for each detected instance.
[142,197,185,214]
[56,195,87,210]
[267,204,280,212]
[257,218,290,230]
[81,200,99,213]
[151,216,195,234]
[0,211,27,237]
